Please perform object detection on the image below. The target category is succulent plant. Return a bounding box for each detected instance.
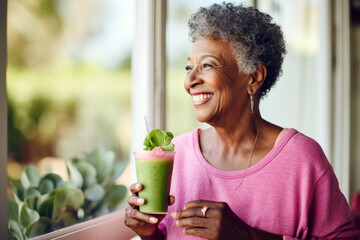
[8,146,128,239]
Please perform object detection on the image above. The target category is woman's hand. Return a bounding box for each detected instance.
[124,183,175,238]
[171,200,281,240]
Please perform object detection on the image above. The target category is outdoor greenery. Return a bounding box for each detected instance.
[8,146,127,239]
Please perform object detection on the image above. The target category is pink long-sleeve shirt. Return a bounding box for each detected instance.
[159,128,360,239]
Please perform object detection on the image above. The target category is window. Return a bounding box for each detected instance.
[6,0,135,238]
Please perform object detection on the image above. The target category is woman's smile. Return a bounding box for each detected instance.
[192,93,214,106]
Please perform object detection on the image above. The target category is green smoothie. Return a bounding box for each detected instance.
[135,151,174,213]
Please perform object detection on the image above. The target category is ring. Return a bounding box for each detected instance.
[201,206,209,218]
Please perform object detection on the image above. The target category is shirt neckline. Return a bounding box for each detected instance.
[192,128,298,179]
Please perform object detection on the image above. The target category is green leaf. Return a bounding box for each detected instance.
[19,204,40,228]
[38,197,53,218]
[84,147,115,183]
[97,149,115,183]
[103,184,127,209]
[84,184,105,202]
[53,188,84,219]
[10,182,24,203]
[8,219,25,240]
[20,165,41,189]
[67,161,83,188]
[38,179,54,194]
[39,173,63,190]
[112,161,127,182]
[8,198,19,222]
[25,217,52,238]
[166,131,174,139]
[73,161,97,189]
[24,187,41,199]
[143,129,174,150]
[162,144,175,151]
[57,180,77,189]
[24,197,38,211]
[36,193,49,211]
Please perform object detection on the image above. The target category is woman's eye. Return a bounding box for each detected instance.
[203,63,213,68]
[185,66,192,71]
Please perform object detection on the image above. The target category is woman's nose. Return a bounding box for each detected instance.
[184,67,204,89]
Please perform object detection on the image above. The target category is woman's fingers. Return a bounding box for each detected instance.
[171,206,209,219]
[184,227,212,239]
[129,183,142,194]
[125,206,158,224]
[127,195,145,207]
[184,199,225,210]
[175,216,210,228]
[169,195,175,205]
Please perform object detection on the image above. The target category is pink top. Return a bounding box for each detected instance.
[159,128,360,239]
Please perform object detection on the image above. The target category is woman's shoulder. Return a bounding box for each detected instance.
[286,129,324,154]
[172,128,200,149]
[281,128,331,172]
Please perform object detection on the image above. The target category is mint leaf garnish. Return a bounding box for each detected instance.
[143,129,175,151]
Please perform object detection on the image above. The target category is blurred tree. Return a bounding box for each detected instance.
[7,0,64,68]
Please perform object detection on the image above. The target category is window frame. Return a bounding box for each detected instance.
[330,0,351,201]
[1,0,8,238]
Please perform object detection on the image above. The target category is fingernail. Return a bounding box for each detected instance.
[176,220,180,226]
[150,217,158,223]
[135,183,141,189]
[137,198,144,204]
[171,212,178,218]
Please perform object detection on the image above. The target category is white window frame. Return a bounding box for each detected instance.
[330,0,351,201]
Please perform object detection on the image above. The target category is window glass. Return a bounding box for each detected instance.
[165,0,252,136]
[257,0,321,139]
[7,0,134,237]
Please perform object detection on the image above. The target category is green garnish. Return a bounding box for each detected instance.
[143,129,175,151]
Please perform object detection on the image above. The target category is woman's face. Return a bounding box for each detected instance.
[184,37,250,124]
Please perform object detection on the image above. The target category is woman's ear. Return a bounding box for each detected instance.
[247,64,267,95]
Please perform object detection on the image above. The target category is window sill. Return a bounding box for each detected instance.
[31,210,137,240]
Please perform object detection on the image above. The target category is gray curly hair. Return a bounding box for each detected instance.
[188,2,286,97]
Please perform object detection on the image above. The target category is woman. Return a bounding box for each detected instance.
[125,3,360,239]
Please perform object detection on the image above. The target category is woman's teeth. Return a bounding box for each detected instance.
[192,93,213,103]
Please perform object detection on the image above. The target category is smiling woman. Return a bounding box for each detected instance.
[125,2,360,239]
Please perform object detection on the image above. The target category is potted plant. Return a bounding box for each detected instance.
[8,146,128,239]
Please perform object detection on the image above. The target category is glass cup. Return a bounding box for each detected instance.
[134,150,175,213]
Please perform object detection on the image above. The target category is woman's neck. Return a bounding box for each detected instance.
[202,114,264,170]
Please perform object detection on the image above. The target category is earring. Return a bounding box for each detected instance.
[250,95,254,114]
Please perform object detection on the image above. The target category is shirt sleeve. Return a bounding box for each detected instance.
[284,167,360,239]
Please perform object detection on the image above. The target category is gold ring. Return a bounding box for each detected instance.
[201,206,209,218]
